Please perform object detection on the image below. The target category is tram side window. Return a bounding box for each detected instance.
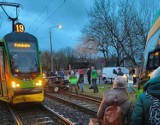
[0,48,3,69]
[0,48,2,95]
[0,47,5,79]
[154,52,159,68]
[147,52,154,70]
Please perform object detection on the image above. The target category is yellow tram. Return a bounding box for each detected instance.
[0,23,44,104]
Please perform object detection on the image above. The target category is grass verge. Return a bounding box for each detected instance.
[84,84,137,104]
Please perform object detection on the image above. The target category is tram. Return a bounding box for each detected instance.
[0,23,44,104]
[142,10,160,78]
[136,11,160,98]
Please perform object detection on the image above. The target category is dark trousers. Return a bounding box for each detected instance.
[92,79,98,93]
[70,84,79,95]
[88,77,91,84]
[133,77,137,85]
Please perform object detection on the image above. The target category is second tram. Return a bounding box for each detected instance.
[142,10,160,78]
[136,10,160,98]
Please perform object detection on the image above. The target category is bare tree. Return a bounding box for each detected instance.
[41,46,77,72]
[54,47,77,70]
[41,50,52,72]
[81,0,113,66]
[80,0,159,67]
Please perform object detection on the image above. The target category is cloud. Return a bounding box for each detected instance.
[0,0,93,52]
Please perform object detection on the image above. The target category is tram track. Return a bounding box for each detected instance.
[7,103,22,125]
[45,92,100,112]
[0,90,99,125]
[0,101,21,125]
[44,92,101,124]
[60,91,102,103]
[44,96,91,124]
[9,103,72,125]
[45,93,97,114]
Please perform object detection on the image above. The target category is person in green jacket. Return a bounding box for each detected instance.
[68,71,79,95]
[91,66,98,93]
[132,67,160,125]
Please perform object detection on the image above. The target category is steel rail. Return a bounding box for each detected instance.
[43,105,73,125]
[6,103,22,125]
[45,93,97,116]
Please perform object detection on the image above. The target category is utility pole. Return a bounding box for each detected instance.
[49,28,53,73]
[49,24,62,73]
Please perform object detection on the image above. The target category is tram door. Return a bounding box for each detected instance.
[0,46,8,97]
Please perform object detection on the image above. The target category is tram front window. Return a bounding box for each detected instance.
[7,42,39,74]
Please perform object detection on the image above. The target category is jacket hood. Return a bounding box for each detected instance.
[143,77,160,99]
[105,89,128,103]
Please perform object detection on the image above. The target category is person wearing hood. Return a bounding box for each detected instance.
[97,76,132,124]
[132,66,160,125]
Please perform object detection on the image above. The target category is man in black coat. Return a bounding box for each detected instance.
[87,67,91,84]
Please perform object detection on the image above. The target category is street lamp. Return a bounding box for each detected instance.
[49,24,62,73]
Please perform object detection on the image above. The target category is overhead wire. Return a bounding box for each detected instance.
[0,0,6,28]
[0,5,10,18]
[28,0,52,32]
[0,1,22,21]
[0,11,2,28]
[32,0,69,34]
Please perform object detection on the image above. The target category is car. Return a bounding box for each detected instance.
[45,76,70,92]
[102,67,129,83]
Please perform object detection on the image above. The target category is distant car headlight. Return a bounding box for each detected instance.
[66,85,70,88]
[123,74,127,78]
[123,75,128,81]
[43,73,46,78]
[133,74,136,77]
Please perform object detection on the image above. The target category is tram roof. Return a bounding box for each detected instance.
[4,32,37,42]
[152,10,160,27]
[147,10,160,41]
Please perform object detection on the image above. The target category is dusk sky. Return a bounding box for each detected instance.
[0,0,93,51]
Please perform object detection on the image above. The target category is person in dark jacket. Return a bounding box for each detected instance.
[132,67,160,125]
[91,66,98,93]
[78,69,84,93]
[117,68,124,76]
[87,67,91,84]
[97,76,132,124]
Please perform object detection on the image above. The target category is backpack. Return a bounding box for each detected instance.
[103,98,127,125]
[147,92,160,125]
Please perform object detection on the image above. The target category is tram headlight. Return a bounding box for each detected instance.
[36,80,42,87]
[11,81,20,88]
[148,72,152,77]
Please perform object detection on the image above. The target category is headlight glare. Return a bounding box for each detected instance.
[11,81,20,88]
[36,80,42,86]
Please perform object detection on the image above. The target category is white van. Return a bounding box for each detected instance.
[102,67,129,83]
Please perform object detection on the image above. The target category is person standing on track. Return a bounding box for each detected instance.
[91,66,98,93]
[87,67,91,85]
[68,71,79,95]
[78,69,84,93]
